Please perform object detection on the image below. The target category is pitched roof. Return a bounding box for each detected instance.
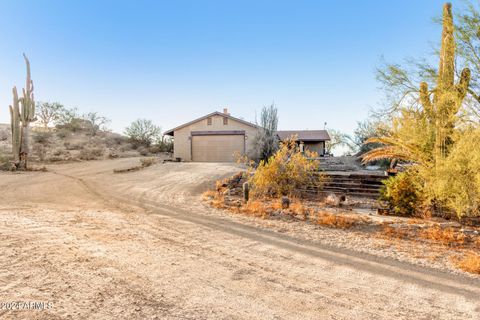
[164,111,258,136]
[276,130,330,141]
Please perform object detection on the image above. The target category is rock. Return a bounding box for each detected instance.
[325,193,339,206]
[377,208,391,216]
[281,196,290,209]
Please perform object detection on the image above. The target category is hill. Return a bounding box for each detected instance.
[0,123,147,167]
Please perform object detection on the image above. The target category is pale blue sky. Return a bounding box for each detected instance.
[0,0,466,134]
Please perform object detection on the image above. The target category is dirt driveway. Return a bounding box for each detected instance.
[0,158,479,319]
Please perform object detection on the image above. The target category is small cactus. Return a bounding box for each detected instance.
[242,182,249,202]
[281,196,290,209]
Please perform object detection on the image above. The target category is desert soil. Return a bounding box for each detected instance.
[0,158,479,319]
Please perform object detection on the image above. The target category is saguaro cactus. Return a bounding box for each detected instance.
[419,3,470,162]
[9,54,36,170]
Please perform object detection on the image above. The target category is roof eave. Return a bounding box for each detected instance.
[163,111,258,136]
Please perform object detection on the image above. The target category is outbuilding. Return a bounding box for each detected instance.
[164,109,258,162]
[276,130,331,156]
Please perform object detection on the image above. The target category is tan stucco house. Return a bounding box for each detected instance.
[164,109,330,162]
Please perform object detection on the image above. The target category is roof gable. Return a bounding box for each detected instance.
[164,111,258,136]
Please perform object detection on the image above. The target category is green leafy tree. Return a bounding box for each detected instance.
[124,119,161,147]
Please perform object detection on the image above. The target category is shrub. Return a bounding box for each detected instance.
[64,141,85,150]
[453,252,480,274]
[419,225,465,246]
[137,146,149,156]
[105,135,127,147]
[380,170,425,216]
[56,129,69,139]
[33,143,47,161]
[79,147,104,160]
[0,129,9,142]
[434,129,480,218]
[248,138,323,198]
[316,212,364,229]
[124,119,161,147]
[33,131,52,144]
[140,157,156,167]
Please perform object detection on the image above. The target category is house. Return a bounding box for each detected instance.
[164,109,258,162]
[276,130,330,156]
[164,109,330,162]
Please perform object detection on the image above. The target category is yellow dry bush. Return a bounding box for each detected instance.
[249,138,323,198]
[435,129,480,218]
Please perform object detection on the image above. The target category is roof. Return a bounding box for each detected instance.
[164,111,258,136]
[276,130,330,141]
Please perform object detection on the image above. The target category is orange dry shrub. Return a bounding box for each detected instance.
[380,224,411,240]
[289,201,309,219]
[452,252,480,274]
[202,190,226,209]
[241,200,271,218]
[419,225,465,246]
[316,211,365,229]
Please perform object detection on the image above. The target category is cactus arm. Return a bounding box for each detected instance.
[10,88,21,165]
[456,68,471,102]
[419,82,434,119]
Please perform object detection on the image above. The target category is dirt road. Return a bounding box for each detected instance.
[0,158,479,319]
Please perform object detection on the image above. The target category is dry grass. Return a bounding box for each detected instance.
[419,225,465,246]
[452,252,480,274]
[202,190,227,209]
[240,200,271,218]
[315,211,367,229]
[380,224,411,240]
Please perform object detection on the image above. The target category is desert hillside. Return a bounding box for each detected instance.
[0,123,149,167]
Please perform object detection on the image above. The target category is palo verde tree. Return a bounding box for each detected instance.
[9,54,37,170]
[364,3,470,167]
[124,119,161,147]
[364,3,478,218]
[36,102,64,130]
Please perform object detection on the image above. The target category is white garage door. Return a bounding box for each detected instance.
[192,135,245,162]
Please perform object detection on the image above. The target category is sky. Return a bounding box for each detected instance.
[0,0,468,135]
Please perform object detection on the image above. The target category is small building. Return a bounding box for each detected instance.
[164,109,330,162]
[164,109,258,162]
[276,130,330,156]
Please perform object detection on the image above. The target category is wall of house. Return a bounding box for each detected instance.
[173,114,258,161]
[304,141,325,156]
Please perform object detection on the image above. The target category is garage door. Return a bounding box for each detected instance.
[192,134,245,162]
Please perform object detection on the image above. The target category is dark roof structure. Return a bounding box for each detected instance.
[164,111,258,136]
[276,130,330,141]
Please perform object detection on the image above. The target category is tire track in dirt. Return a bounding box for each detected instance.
[51,169,480,300]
